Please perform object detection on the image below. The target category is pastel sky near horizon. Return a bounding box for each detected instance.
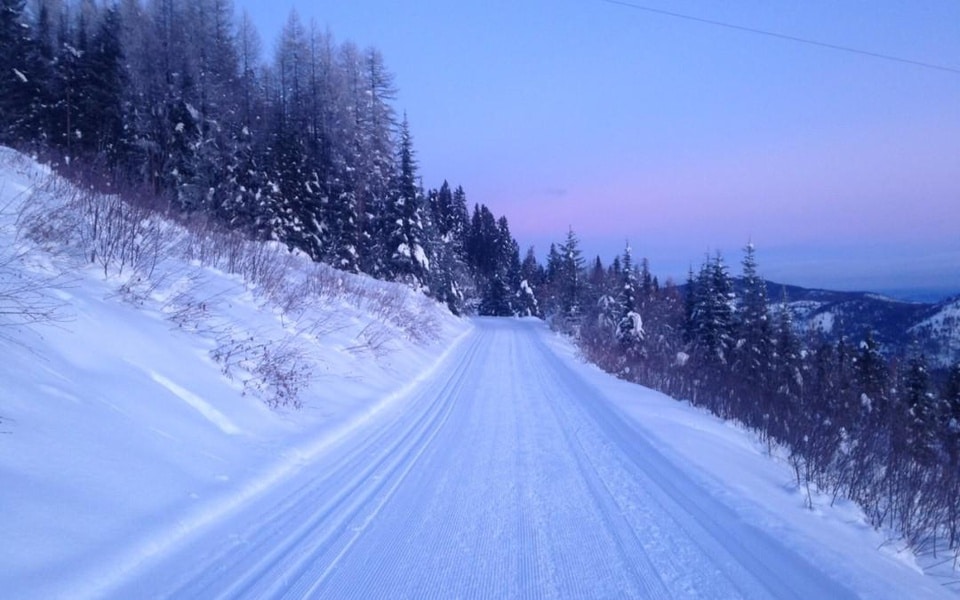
[237,0,960,297]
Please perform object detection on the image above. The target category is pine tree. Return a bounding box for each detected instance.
[900,353,938,464]
[943,363,960,467]
[424,182,473,312]
[710,252,735,363]
[478,275,511,316]
[222,125,276,237]
[0,0,36,144]
[689,252,735,368]
[382,115,428,287]
[77,6,125,160]
[472,214,522,316]
[496,216,522,313]
[771,289,802,440]
[26,0,58,145]
[734,242,774,415]
[520,247,542,289]
[683,266,697,345]
[429,181,469,260]
[588,255,606,296]
[615,243,644,348]
[465,203,499,288]
[856,330,887,414]
[556,227,585,332]
[179,0,241,217]
[424,210,465,315]
[831,330,857,431]
[639,256,654,301]
[518,246,542,318]
[852,329,892,485]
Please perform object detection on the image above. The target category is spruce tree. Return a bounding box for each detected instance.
[465,204,499,288]
[689,253,735,368]
[771,289,801,440]
[615,243,643,347]
[540,242,563,315]
[735,242,773,412]
[518,246,543,318]
[557,227,585,331]
[856,330,887,413]
[78,7,125,160]
[382,115,428,287]
[0,0,35,144]
[900,353,937,464]
[943,363,960,467]
[496,216,522,314]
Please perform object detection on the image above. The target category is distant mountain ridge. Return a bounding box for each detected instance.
[747,279,960,368]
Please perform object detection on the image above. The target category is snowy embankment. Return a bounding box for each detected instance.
[0,148,468,597]
[546,332,959,598]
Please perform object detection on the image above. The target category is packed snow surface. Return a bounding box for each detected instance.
[1,149,955,598]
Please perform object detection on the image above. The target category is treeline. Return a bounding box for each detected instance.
[0,0,537,315]
[529,230,960,557]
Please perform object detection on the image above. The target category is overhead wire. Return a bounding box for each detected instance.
[598,0,960,75]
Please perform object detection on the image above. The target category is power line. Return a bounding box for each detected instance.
[599,0,960,75]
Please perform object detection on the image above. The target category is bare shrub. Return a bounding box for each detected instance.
[210,329,312,409]
[301,263,345,303]
[346,321,394,358]
[181,217,248,275]
[159,272,231,332]
[371,287,407,324]
[274,264,347,323]
[0,246,70,334]
[220,240,297,306]
[381,293,438,345]
[83,194,167,278]
[17,175,179,281]
[0,196,71,341]
[251,339,312,409]
[15,175,86,254]
[295,310,350,340]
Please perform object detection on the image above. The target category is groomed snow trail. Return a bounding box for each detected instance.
[110,318,856,599]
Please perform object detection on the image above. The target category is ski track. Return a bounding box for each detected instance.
[107,318,859,599]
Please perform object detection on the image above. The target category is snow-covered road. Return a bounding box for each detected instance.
[105,318,862,599]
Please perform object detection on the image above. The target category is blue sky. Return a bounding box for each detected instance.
[237,0,960,296]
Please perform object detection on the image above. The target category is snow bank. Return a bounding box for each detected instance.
[0,148,468,598]
[541,327,956,599]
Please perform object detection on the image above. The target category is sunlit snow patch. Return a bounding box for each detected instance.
[150,371,242,435]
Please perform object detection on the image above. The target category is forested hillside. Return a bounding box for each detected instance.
[0,0,535,316]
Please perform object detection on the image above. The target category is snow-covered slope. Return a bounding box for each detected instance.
[0,148,468,597]
[758,280,959,367]
[909,296,960,368]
